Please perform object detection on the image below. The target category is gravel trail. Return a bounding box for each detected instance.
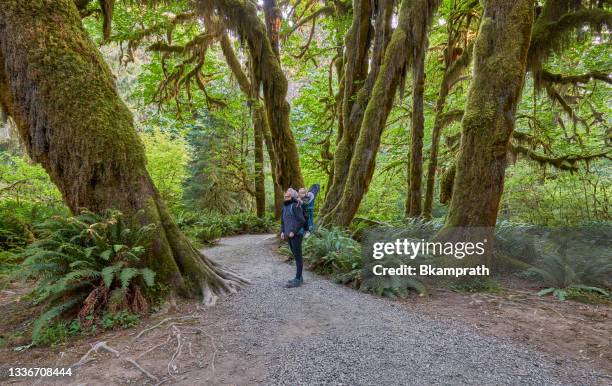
[180,233,608,386]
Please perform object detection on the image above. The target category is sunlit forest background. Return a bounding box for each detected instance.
[2,1,609,232]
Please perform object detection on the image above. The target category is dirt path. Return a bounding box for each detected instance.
[4,234,609,385]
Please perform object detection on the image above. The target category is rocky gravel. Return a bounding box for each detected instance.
[201,234,608,385]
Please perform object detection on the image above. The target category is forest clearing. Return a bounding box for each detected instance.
[0,0,610,385]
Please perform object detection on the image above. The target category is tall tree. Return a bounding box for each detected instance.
[203,0,304,190]
[321,0,439,227]
[319,0,375,216]
[422,40,474,218]
[405,17,429,218]
[436,0,534,241]
[0,0,247,305]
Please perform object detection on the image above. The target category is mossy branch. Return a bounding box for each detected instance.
[529,8,612,72]
[510,145,610,172]
[541,69,611,85]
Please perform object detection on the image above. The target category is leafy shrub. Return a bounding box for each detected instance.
[179,212,277,244]
[34,320,82,346]
[16,210,157,344]
[303,227,362,275]
[301,227,426,297]
[100,311,140,330]
[526,237,612,300]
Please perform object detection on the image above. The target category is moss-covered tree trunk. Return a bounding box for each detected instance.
[263,0,281,58]
[253,109,266,218]
[321,0,439,227]
[405,33,428,218]
[422,43,474,218]
[205,0,304,190]
[436,0,534,241]
[219,33,280,218]
[321,0,396,217]
[0,0,247,305]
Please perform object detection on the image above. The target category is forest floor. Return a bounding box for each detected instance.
[1,233,610,385]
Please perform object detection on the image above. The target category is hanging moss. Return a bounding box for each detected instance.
[436,0,535,239]
[205,0,304,189]
[529,7,612,80]
[0,0,247,303]
[321,0,440,228]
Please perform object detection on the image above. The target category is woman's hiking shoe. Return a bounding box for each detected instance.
[285,278,303,288]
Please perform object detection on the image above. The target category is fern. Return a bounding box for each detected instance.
[16,210,157,344]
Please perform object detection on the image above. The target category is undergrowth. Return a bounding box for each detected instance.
[177,212,277,244]
[15,210,157,345]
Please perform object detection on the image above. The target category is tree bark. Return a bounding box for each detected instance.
[205,0,304,190]
[436,0,534,242]
[219,33,281,218]
[320,0,388,217]
[0,0,247,305]
[406,32,428,218]
[263,0,281,58]
[422,42,474,218]
[253,107,266,218]
[321,0,439,228]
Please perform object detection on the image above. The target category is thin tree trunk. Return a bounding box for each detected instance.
[422,42,474,218]
[321,0,439,228]
[0,0,247,305]
[253,108,266,218]
[406,35,427,218]
[206,0,304,190]
[219,33,281,218]
[436,0,534,242]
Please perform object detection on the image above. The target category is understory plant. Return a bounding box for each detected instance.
[528,254,611,300]
[16,210,156,344]
[177,212,277,244]
[301,227,425,296]
[526,233,611,300]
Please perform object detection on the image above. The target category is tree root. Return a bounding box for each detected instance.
[72,341,159,382]
[132,315,199,343]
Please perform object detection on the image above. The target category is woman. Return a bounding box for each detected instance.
[280,188,307,288]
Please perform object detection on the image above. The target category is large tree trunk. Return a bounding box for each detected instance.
[205,0,304,190]
[0,0,247,305]
[321,0,439,228]
[320,0,396,217]
[436,0,534,241]
[422,42,474,218]
[405,32,428,218]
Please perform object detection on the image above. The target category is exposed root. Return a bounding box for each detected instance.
[72,341,159,382]
[136,335,172,359]
[167,325,183,377]
[132,315,200,343]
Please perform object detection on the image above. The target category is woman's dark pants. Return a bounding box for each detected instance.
[288,234,304,280]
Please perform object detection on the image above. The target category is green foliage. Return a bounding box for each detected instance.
[34,320,82,346]
[178,212,277,244]
[303,227,362,276]
[16,210,156,344]
[527,251,611,290]
[300,227,426,297]
[100,311,140,330]
[0,151,66,251]
[141,129,190,211]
